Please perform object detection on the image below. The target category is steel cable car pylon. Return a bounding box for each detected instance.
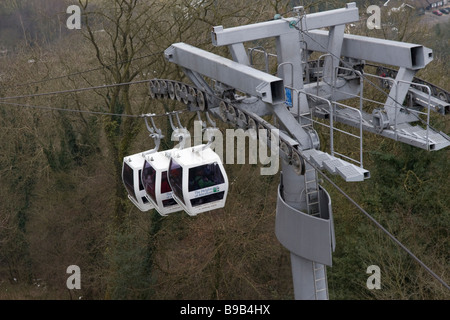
[131,2,449,299]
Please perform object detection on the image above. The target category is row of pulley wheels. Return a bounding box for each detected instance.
[148,79,305,175]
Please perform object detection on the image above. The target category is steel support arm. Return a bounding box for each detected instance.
[305,30,433,70]
[165,43,285,104]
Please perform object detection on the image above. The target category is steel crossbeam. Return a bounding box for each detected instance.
[165,43,285,105]
[211,3,359,46]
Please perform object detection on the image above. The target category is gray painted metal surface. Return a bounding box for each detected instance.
[211,4,359,46]
[306,30,434,70]
[165,43,285,104]
[312,104,450,151]
[301,149,370,181]
[407,87,450,114]
[275,185,334,266]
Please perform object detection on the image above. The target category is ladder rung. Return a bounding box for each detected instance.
[316,288,327,293]
[314,267,324,272]
[315,277,326,282]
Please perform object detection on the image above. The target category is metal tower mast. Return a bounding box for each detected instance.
[148,2,450,299]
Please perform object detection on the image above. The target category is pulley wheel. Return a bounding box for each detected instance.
[228,105,237,124]
[291,152,305,175]
[197,91,206,111]
[219,101,228,122]
[160,80,168,98]
[181,85,189,105]
[247,118,257,140]
[438,91,448,102]
[247,118,257,131]
[149,80,156,99]
[167,81,175,100]
[238,110,247,126]
[175,83,182,102]
[280,142,291,157]
[154,80,161,98]
[189,87,197,106]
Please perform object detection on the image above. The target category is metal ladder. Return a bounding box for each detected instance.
[304,166,320,217]
[300,107,321,217]
[313,262,329,299]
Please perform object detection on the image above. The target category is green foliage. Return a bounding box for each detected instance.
[44,112,100,171]
[430,21,450,65]
[345,140,450,299]
[105,230,154,299]
[366,142,449,218]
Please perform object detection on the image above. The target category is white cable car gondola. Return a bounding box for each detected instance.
[140,112,191,216]
[141,150,182,216]
[121,114,163,212]
[122,152,155,212]
[168,143,228,216]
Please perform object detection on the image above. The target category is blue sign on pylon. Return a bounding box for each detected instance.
[285,87,293,107]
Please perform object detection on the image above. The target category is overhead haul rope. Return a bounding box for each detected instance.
[0,79,155,101]
[1,51,165,89]
[0,100,194,119]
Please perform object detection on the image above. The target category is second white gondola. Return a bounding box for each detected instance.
[142,150,182,216]
[168,144,228,216]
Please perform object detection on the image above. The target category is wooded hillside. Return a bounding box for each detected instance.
[0,0,448,300]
